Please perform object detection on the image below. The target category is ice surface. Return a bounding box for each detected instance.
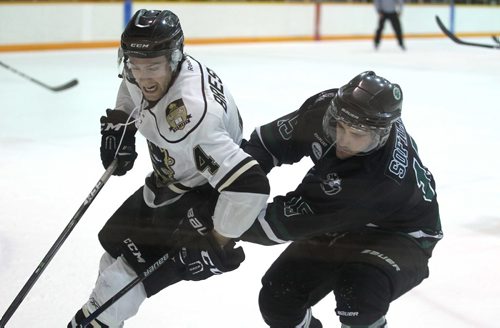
[0,38,499,327]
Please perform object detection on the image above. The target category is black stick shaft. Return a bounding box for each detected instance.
[0,160,118,328]
[0,60,78,92]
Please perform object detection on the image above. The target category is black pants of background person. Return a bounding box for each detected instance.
[259,231,430,327]
[374,12,405,50]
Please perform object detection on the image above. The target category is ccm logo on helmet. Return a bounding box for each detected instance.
[130,43,150,48]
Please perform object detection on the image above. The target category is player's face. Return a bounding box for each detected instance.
[335,121,377,159]
[127,56,173,102]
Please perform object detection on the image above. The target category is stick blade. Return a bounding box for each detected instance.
[50,79,78,92]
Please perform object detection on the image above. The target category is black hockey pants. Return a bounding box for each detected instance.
[98,184,218,296]
[259,231,430,326]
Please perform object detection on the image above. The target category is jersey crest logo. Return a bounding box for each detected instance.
[320,172,342,195]
[148,141,176,184]
[166,98,192,132]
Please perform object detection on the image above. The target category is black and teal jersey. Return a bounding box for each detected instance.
[241,89,442,254]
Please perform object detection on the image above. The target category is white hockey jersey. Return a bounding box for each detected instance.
[114,55,269,238]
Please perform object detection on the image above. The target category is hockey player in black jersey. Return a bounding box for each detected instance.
[240,71,442,328]
[68,9,269,327]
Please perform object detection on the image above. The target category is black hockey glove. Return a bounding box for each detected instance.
[100,109,138,176]
[177,233,245,281]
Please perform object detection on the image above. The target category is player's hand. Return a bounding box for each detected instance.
[176,233,245,281]
[100,109,138,176]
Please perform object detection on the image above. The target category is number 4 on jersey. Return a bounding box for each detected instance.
[194,145,219,175]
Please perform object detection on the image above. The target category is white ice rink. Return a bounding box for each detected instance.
[1,38,499,327]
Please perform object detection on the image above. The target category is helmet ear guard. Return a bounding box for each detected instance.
[171,49,183,63]
[168,48,184,71]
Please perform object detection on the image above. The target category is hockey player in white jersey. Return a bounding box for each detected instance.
[68,9,269,327]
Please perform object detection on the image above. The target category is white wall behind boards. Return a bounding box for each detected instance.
[0,2,499,50]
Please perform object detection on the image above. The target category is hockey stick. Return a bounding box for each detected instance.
[0,160,118,328]
[0,60,78,92]
[77,251,174,328]
[435,16,500,50]
[492,35,500,45]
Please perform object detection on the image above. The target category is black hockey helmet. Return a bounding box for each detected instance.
[121,9,184,64]
[334,71,402,129]
[323,71,403,153]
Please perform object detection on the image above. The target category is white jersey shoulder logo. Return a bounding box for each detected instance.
[166,98,192,132]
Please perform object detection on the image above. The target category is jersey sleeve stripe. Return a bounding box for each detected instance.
[257,211,287,244]
[407,230,443,240]
[168,182,192,194]
[215,158,259,192]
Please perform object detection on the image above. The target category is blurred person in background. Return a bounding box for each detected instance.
[374,0,406,50]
